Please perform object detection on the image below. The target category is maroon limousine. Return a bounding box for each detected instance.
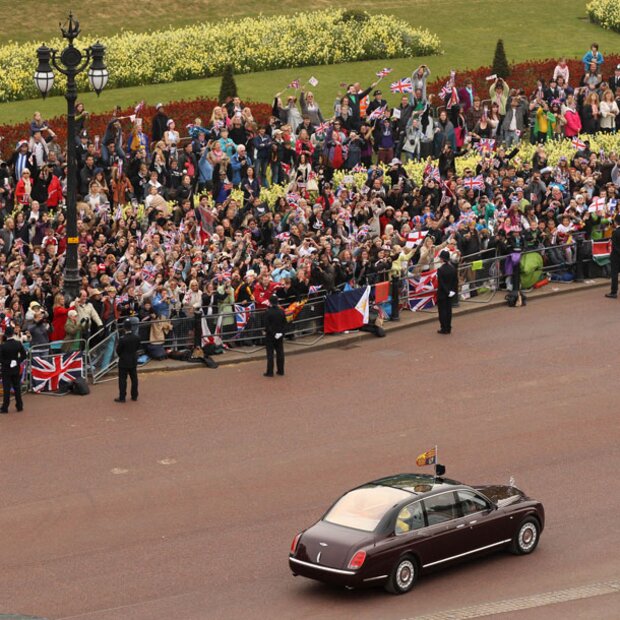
[289,473,544,594]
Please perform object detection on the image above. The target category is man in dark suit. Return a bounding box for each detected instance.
[608,65,620,94]
[437,250,458,334]
[9,141,37,183]
[115,319,141,402]
[264,295,287,377]
[605,214,620,299]
[0,326,27,413]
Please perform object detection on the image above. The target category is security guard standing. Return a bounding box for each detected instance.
[0,326,27,413]
[437,250,458,334]
[115,319,141,402]
[264,295,287,377]
[605,214,620,299]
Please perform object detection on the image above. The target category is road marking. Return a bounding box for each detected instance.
[403,581,620,620]
[110,467,129,475]
[157,458,177,465]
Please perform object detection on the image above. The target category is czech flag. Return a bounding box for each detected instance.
[324,286,371,334]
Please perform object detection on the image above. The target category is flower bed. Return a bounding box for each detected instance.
[587,0,620,32]
[0,99,272,159]
[0,10,440,103]
[427,55,620,98]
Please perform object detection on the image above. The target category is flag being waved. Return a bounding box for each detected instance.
[390,77,413,94]
[376,67,393,78]
[571,137,587,150]
[416,446,437,467]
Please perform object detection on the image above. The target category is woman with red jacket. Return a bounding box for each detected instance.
[50,293,69,342]
[14,169,33,207]
[562,97,582,138]
[46,173,63,209]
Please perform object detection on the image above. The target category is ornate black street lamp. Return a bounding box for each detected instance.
[33,13,108,302]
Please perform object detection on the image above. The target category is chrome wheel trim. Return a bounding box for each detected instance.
[518,522,537,551]
[395,560,415,590]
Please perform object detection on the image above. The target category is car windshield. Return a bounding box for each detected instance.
[324,485,411,532]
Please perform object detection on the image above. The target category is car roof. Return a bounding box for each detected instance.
[368,473,464,498]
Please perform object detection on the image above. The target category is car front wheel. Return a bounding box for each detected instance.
[510,517,540,555]
[385,556,418,594]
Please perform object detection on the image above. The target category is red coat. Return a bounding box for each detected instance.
[47,175,63,208]
[51,306,69,341]
[253,280,279,309]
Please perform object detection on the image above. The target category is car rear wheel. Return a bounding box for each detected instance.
[510,517,540,555]
[385,556,418,594]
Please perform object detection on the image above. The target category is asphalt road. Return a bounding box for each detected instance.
[1,289,619,620]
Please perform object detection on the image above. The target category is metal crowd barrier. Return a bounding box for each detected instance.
[87,329,119,384]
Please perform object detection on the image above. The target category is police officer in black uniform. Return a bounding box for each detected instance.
[264,295,287,377]
[605,214,620,299]
[115,319,141,402]
[437,250,458,334]
[0,326,27,413]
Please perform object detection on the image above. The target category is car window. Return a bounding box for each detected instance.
[456,490,491,516]
[395,501,425,534]
[324,486,411,532]
[423,492,459,525]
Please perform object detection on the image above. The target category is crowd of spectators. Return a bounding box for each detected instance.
[0,43,619,352]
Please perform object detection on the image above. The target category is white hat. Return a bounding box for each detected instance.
[245,269,256,278]
[390,158,402,165]
[156,102,164,109]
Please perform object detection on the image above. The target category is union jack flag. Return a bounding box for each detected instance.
[407,270,438,312]
[276,232,291,241]
[352,163,367,174]
[134,100,145,117]
[571,137,586,150]
[376,67,393,78]
[288,79,300,89]
[423,162,441,183]
[315,121,332,135]
[477,138,495,152]
[462,175,485,191]
[309,285,322,294]
[390,77,413,94]
[281,162,291,177]
[31,352,84,393]
[367,105,387,121]
[234,303,255,332]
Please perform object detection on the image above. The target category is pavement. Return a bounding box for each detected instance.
[120,278,610,376]
[1,284,619,620]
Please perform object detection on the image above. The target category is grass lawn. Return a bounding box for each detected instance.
[0,0,617,126]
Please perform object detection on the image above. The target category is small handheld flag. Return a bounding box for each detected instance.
[288,79,300,90]
[134,100,145,118]
[390,77,413,94]
[571,137,586,150]
[376,67,393,78]
[308,76,319,87]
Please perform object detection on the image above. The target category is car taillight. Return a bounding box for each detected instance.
[348,550,366,570]
[290,532,302,554]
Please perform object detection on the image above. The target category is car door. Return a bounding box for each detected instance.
[368,500,427,579]
[415,491,474,569]
[454,490,513,553]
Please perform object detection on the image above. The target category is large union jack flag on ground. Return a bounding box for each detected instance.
[407,270,438,312]
[31,352,84,393]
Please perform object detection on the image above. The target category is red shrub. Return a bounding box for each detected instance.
[0,98,273,159]
[428,56,620,100]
